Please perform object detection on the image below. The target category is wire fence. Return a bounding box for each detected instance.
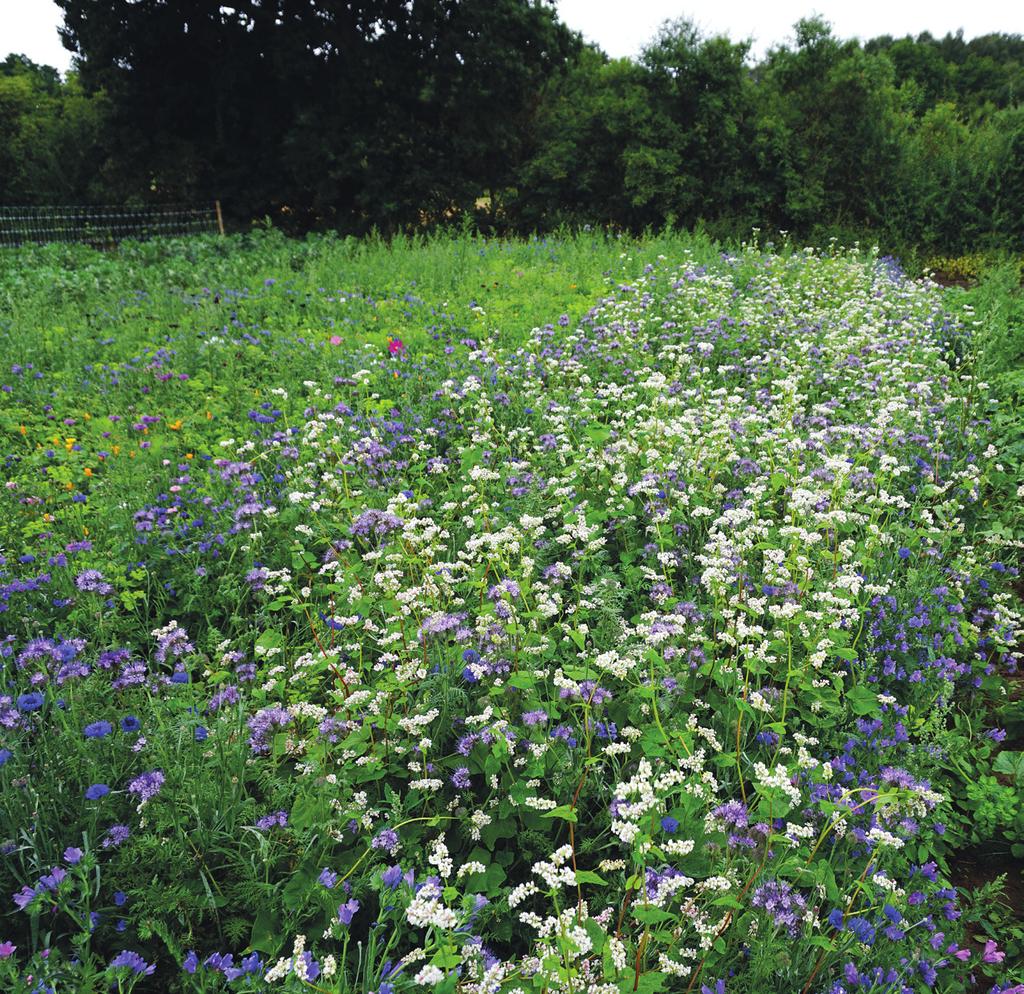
[0,203,224,247]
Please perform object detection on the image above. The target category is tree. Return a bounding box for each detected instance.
[55,0,579,229]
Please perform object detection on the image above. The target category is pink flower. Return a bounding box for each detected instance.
[0,941,15,958]
[329,335,342,346]
[387,337,404,355]
[982,939,1005,964]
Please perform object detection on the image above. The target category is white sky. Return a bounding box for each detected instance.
[0,0,1022,73]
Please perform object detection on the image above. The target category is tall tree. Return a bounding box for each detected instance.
[55,0,579,228]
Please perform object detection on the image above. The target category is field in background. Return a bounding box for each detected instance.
[0,230,1023,993]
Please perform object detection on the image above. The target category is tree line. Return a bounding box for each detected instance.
[1,1,1022,255]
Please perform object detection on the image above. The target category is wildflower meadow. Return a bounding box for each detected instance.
[0,230,1022,994]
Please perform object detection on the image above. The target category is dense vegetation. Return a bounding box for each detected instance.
[1,4,1023,255]
[0,230,1022,992]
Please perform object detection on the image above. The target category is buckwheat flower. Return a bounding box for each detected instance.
[108,950,155,976]
[337,898,360,926]
[414,965,444,985]
[84,720,113,739]
[85,783,110,800]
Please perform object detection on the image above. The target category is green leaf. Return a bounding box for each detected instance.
[631,906,677,924]
[248,907,282,955]
[542,805,578,823]
[845,685,879,717]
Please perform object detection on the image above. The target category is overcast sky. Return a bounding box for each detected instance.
[1,0,1022,72]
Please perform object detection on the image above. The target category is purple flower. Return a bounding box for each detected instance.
[101,824,131,849]
[13,885,40,910]
[85,783,110,800]
[119,715,141,733]
[751,880,807,936]
[319,868,338,889]
[337,898,360,926]
[255,810,288,831]
[84,720,113,739]
[246,705,291,754]
[381,864,404,890]
[372,828,400,855]
[113,890,127,907]
[660,816,679,834]
[63,847,84,865]
[109,950,155,976]
[126,770,164,804]
[0,941,15,958]
[451,767,471,790]
[75,570,113,595]
[183,950,199,974]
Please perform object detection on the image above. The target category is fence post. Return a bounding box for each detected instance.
[215,200,225,236]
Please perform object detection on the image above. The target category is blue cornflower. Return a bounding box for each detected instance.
[85,784,110,800]
[660,816,679,834]
[119,716,141,733]
[16,692,44,712]
[84,721,113,739]
[194,726,209,741]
